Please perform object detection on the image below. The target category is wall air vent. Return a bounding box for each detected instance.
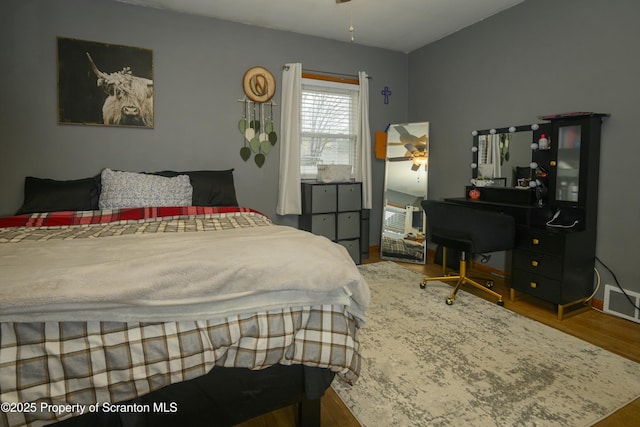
[603,284,640,324]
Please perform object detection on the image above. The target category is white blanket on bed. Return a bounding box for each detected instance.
[0,225,370,323]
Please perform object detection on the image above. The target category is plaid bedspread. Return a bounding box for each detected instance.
[0,207,364,427]
[0,206,270,242]
[1,305,360,427]
[381,235,424,260]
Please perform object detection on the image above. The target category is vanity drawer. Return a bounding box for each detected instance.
[337,211,360,240]
[310,214,336,240]
[303,184,337,213]
[337,183,362,212]
[513,249,563,279]
[516,228,564,256]
[512,269,562,304]
[337,238,361,264]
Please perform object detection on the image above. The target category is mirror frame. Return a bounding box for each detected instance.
[380,122,429,265]
[468,122,553,206]
[471,124,536,186]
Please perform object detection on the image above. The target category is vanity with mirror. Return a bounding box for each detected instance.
[445,113,607,319]
[380,122,429,264]
[467,123,550,207]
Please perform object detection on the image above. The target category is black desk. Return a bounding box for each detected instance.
[444,197,542,226]
[443,197,595,319]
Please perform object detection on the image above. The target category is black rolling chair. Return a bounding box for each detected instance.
[420,200,515,306]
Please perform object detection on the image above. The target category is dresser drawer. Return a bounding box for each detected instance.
[338,183,362,212]
[513,249,563,279]
[337,238,361,264]
[337,211,360,240]
[516,228,564,256]
[310,214,336,240]
[304,184,337,213]
[512,269,562,304]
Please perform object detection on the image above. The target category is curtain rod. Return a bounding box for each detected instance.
[281,65,372,80]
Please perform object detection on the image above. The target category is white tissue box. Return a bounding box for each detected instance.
[317,165,352,183]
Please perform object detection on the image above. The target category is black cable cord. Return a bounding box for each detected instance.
[595,256,640,311]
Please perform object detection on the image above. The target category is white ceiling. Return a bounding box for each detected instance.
[115,0,525,53]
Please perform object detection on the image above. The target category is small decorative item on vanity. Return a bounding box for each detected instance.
[538,133,550,150]
[237,66,278,168]
[469,187,481,200]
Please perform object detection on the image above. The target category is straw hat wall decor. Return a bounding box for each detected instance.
[242,66,276,103]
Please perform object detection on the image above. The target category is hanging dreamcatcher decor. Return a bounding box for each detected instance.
[238,66,277,168]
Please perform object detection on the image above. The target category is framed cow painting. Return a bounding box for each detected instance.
[57,37,154,128]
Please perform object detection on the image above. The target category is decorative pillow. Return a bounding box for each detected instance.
[152,169,239,207]
[99,168,193,209]
[16,176,100,215]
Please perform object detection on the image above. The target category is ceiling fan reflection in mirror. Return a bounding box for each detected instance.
[387,125,429,171]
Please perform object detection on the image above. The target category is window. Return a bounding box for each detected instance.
[300,78,359,180]
[383,205,406,236]
[478,135,490,164]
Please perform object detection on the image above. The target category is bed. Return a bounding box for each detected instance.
[380,204,425,263]
[0,169,369,427]
[380,235,425,262]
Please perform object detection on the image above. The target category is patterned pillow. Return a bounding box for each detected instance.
[152,170,239,206]
[99,168,193,209]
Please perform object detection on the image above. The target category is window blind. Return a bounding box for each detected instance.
[383,205,406,235]
[300,79,359,180]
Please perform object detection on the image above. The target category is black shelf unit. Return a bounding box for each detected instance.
[511,113,607,318]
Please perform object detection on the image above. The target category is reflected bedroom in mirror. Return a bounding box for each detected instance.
[381,122,429,264]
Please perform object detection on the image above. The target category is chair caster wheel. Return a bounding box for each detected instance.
[497,300,504,306]
[446,298,454,305]
[420,283,426,289]
[486,281,494,289]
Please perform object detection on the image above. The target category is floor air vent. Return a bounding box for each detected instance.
[603,284,640,324]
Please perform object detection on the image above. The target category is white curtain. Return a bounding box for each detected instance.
[489,133,502,179]
[356,71,373,209]
[276,63,302,215]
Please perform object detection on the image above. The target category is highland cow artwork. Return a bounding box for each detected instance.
[57,37,154,128]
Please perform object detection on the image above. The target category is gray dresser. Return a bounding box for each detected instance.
[299,182,365,264]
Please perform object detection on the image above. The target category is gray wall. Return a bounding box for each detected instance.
[408,0,640,297]
[3,0,638,299]
[0,0,409,245]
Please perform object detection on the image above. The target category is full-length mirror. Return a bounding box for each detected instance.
[472,129,533,187]
[381,122,428,264]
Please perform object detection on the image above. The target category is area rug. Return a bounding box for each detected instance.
[333,261,640,427]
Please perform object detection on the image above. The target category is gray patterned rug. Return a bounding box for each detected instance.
[333,261,640,426]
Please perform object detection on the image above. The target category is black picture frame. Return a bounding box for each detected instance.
[57,37,154,128]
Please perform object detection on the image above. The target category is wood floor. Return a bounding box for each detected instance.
[238,250,640,426]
